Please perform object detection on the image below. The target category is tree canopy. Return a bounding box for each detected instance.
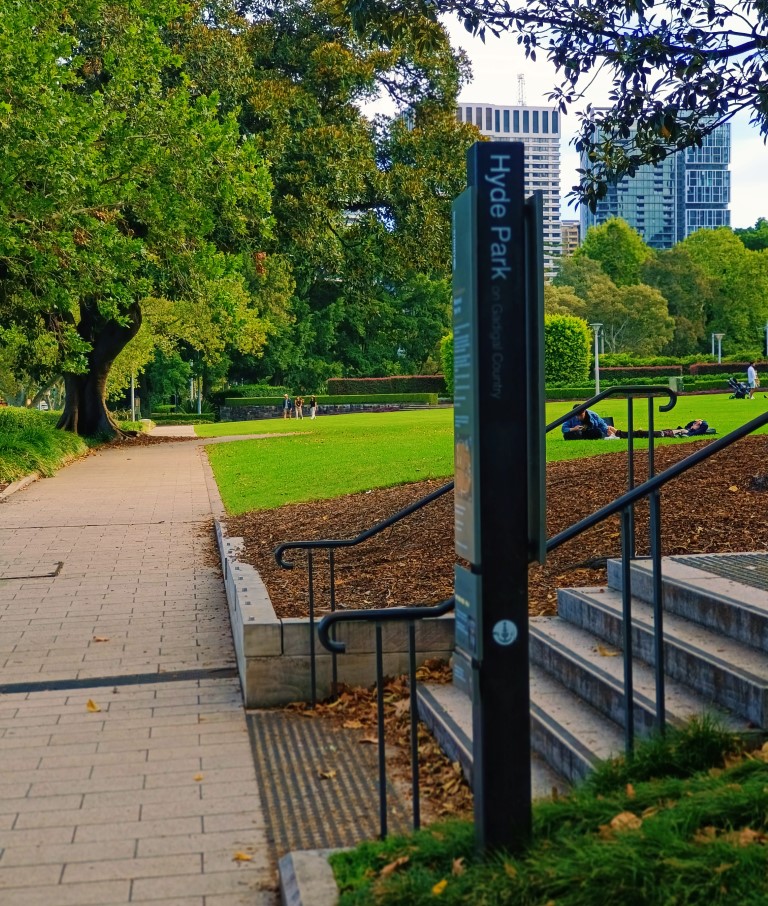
[0,0,280,435]
[345,0,768,208]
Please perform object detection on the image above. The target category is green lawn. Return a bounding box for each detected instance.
[203,410,454,513]
[201,395,768,513]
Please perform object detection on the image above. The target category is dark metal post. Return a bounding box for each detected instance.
[649,491,666,733]
[308,549,316,707]
[620,508,635,754]
[453,142,543,852]
[408,622,420,830]
[329,550,337,694]
[375,624,387,838]
[626,400,636,558]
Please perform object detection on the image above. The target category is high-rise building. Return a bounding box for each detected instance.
[456,102,562,279]
[560,220,580,257]
[579,121,731,248]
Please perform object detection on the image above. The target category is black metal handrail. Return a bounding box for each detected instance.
[548,407,768,753]
[274,480,454,568]
[318,597,455,839]
[544,384,677,433]
[274,480,454,705]
[547,384,677,559]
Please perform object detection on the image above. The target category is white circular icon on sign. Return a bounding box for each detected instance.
[492,620,518,646]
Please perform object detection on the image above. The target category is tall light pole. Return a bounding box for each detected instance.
[715,332,725,364]
[590,323,603,395]
[764,321,768,358]
[711,332,715,357]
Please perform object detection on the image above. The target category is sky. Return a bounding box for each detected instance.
[445,16,768,229]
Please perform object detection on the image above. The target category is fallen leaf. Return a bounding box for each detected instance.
[626,783,636,799]
[232,851,253,862]
[394,699,411,718]
[92,636,110,643]
[452,857,466,876]
[380,855,409,877]
[194,773,204,782]
[596,644,620,657]
[610,811,643,831]
[360,736,379,745]
[318,769,337,780]
[86,699,101,713]
[728,485,739,492]
[342,719,363,729]
[503,862,518,879]
[693,826,718,843]
[432,878,448,895]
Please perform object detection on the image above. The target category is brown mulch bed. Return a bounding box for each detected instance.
[227,435,768,620]
[227,435,768,822]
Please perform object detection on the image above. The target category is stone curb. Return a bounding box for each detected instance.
[279,849,341,906]
[0,472,40,501]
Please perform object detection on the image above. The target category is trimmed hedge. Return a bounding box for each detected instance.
[326,376,446,395]
[688,361,765,376]
[598,365,683,379]
[544,314,590,384]
[225,393,438,407]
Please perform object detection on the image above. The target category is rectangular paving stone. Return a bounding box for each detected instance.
[62,853,200,884]
[0,879,130,906]
[73,816,202,843]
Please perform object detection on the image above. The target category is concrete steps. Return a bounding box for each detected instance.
[417,554,768,793]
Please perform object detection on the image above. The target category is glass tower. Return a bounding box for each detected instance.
[580,122,731,249]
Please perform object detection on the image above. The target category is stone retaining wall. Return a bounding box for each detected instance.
[215,520,455,707]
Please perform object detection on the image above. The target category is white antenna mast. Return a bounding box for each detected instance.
[517,73,526,106]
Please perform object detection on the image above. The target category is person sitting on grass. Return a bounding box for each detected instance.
[561,408,618,439]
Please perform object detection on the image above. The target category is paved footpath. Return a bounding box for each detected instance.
[0,430,278,905]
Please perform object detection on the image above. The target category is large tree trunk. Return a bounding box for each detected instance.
[58,298,142,438]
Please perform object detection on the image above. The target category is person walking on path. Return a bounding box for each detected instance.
[283,393,292,418]
[309,395,317,419]
[747,362,759,399]
[295,395,304,419]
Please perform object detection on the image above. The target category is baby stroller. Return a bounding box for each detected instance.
[728,376,748,399]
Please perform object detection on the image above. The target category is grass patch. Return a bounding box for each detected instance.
[204,410,454,513]
[0,407,87,482]
[331,719,768,905]
[202,395,768,513]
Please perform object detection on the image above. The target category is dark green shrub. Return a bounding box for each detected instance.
[326,376,446,395]
[545,314,590,384]
[440,334,454,397]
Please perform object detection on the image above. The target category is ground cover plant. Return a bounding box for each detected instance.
[0,407,87,485]
[0,408,155,490]
[329,719,768,906]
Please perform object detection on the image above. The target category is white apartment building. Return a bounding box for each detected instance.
[456,103,562,279]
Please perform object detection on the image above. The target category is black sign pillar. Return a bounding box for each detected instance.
[453,142,545,852]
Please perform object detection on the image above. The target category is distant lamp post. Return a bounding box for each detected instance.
[711,332,715,357]
[714,333,725,364]
[590,323,603,395]
[764,321,768,358]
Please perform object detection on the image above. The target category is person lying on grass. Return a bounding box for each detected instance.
[614,419,710,439]
[563,411,710,440]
